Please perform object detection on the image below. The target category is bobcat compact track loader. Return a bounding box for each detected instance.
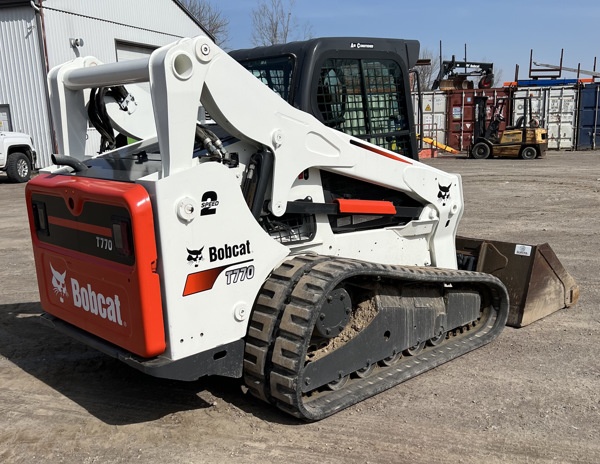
[25,35,573,421]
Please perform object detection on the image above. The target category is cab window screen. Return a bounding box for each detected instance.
[239,56,295,103]
[317,58,411,155]
[317,60,366,136]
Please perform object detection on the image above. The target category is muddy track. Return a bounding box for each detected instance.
[246,256,508,420]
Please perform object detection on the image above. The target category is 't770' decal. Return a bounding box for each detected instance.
[225,265,255,285]
[183,260,254,296]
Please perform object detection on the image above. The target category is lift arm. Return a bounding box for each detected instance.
[48,35,454,223]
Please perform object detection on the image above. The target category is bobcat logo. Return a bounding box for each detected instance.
[437,183,451,206]
[50,263,69,303]
[187,247,204,267]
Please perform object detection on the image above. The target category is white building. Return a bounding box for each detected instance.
[0,0,210,167]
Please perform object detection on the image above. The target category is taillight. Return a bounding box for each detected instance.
[111,218,133,256]
[32,200,49,236]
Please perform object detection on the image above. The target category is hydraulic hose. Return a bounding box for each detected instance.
[51,154,88,172]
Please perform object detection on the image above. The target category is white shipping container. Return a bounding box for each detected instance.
[513,87,578,150]
[412,91,447,147]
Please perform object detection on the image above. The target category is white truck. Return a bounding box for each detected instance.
[0,131,36,182]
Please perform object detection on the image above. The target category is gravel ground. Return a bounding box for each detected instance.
[1,150,598,463]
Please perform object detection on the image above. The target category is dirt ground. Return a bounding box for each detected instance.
[1,151,599,463]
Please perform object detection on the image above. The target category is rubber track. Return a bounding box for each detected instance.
[243,256,509,421]
[243,255,329,402]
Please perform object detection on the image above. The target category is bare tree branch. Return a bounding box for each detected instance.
[251,0,311,46]
[416,48,441,91]
[492,68,504,87]
[180,0,230,48]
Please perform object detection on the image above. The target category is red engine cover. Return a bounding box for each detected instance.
[26,174,165,358]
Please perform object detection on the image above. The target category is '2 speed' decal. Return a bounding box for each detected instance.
[200,191,219,216]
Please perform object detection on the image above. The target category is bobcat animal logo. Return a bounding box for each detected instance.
[50,263,68,303]
[437,183,451,206]
[187,247,204,267]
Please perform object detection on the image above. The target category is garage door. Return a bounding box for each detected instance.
[116,42,156,93]
[116,41,157,62]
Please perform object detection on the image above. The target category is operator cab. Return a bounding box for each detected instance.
[230,37,421,160]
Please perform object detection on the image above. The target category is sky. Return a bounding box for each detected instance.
[219,0,599,84]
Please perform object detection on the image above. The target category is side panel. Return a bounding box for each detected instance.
[26,174,165,358]
[138,162,289,361]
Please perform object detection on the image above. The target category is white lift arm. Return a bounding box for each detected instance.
[47,34,461,268]
[48,35,363,214]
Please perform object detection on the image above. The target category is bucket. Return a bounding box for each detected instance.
[456,237,579,327]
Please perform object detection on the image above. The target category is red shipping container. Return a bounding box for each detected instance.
[446,88,510,152]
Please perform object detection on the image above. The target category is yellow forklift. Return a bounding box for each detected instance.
[469,96,548,160]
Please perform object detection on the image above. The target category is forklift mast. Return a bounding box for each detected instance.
[473,96,506,144]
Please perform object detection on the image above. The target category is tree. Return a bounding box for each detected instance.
[492,68,504,87]
[251,0,312,47]
[180,0,230,47]
[416,47,441,91]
